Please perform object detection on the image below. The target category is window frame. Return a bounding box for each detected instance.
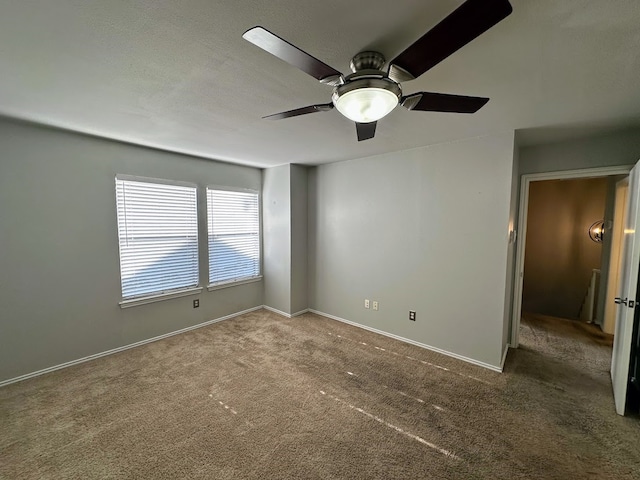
[115,174,202,308]
[206,185,262,291]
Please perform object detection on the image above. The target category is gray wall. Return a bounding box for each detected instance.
[262,164,291,314]
[309,133,516,368]
[0,119,263,382]
[522,178,608,319]
[290,165,308,315]
[519,128,640,175]
[262,164,309,315]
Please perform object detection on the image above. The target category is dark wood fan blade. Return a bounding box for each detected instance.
[356,122,377,141]
[243,26,343,84]
[402,92,489,113]
[263,103,334,120]
[388,0,512,81]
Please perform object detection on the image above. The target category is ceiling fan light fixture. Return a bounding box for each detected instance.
[334,87,398,123]
[332,78,401,123]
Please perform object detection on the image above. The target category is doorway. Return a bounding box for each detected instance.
[511,166,632,348]
[521,177,609,325]
[510,165,640,415]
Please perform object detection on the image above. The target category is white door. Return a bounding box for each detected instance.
[611,159,640,415]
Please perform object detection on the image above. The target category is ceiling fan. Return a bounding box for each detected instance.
[243,0,512,141]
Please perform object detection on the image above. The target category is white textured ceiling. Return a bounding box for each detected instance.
[0,0,639,167]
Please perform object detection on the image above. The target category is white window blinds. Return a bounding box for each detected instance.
[207,188,260,285]
[115,178,199,299]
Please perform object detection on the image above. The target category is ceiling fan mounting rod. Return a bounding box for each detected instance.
[350,51,386,73]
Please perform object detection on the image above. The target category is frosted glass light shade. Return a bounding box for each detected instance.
[334,87,399,123]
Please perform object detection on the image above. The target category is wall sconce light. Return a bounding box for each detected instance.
[589,220,605,243]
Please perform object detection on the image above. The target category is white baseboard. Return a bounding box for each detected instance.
[0,305,263,388]
[263,306,309,318]
[263,305,292,318]
[309,309,503,373]
[1,306,502,388]
[500,344,510,371]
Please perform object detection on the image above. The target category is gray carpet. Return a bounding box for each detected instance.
[1,309,639,479]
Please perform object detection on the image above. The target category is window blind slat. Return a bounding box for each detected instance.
[116,178,199,299]
[207,188,260,284]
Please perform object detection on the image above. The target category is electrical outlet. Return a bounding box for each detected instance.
[193,299,199,308]
[409,310,416,321]
[373,301,379,311]
[365,299,370,309]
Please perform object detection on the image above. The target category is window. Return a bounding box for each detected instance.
[115,177,199,301]
[207,188,260,286]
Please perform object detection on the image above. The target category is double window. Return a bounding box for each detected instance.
[115,176,260,304]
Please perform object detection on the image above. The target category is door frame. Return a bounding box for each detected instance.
[511,165,633,348]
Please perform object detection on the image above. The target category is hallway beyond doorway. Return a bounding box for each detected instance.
[520,312,613,372]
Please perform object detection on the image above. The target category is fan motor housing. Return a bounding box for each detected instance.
[332,76,402,103]
[339,50,402,101]
[350,51,386,72]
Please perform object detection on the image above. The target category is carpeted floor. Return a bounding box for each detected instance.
[1,309,639,479]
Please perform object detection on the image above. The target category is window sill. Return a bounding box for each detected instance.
[207,276,263,291]
[119,287,203,309]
